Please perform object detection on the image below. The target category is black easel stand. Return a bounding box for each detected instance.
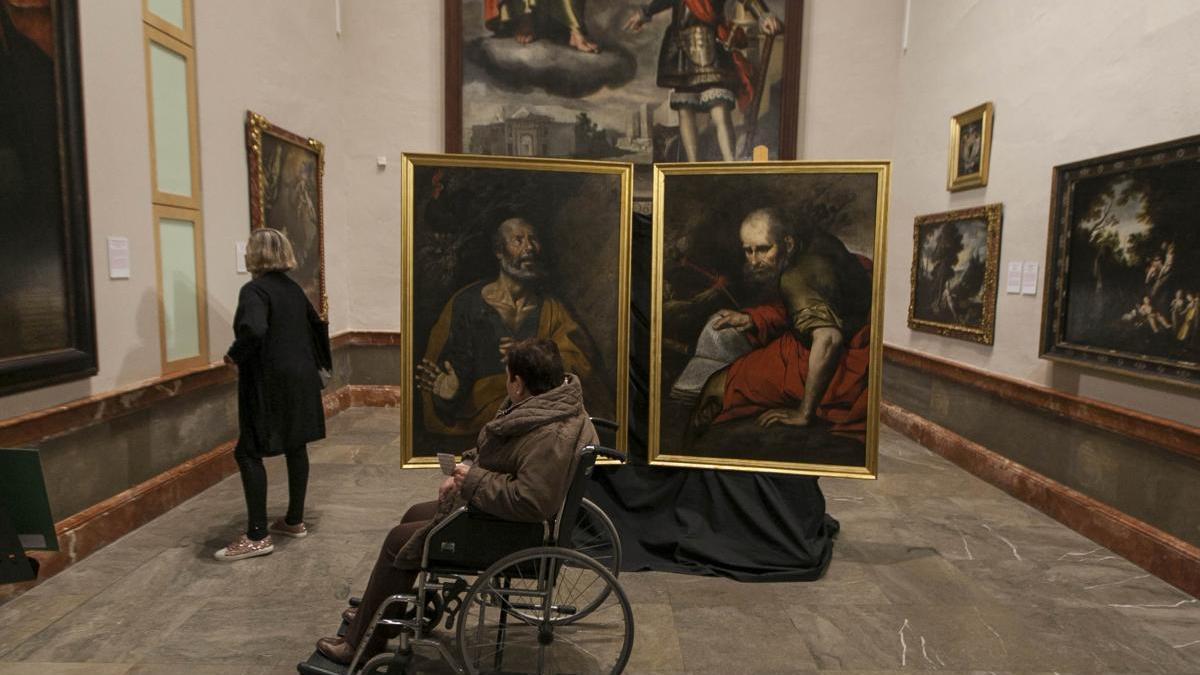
[0,505,38,584]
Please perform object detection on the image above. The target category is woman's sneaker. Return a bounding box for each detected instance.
[214,534,274,561]
[269,518,308,538]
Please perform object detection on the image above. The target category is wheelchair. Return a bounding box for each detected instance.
[298,432,632,675]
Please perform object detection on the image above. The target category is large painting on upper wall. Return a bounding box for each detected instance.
[445,0,803,194]
[401,153,632,467]
[245,111,327,320]
[0,0,97,397]
[1041,134,1200,389]
[649,162,888,478]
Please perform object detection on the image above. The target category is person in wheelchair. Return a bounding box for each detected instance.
[316,338,598,664]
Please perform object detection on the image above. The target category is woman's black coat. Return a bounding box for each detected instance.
[227,272,332,458]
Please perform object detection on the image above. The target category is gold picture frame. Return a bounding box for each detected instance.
[947,101,994,192]
[908,204,1003,344]
[401,153,633,468]
[648,161,889,479]
[245,111,328,320]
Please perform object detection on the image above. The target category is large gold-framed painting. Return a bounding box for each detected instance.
[908,204,1003,344]
[649,161,888,477]
[245,111,328,319]
[401,153,632,467]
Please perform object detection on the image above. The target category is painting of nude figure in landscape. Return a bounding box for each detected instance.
[1041,134,1200,389]
[650,161,888,477]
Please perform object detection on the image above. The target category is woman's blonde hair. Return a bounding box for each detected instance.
[245,228,297,275]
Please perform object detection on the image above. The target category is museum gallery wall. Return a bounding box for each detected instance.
[0,0,97,396]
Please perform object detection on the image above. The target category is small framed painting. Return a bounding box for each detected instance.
[947,101,994,192]
[245,111,328,320]
[908,204,1003,344]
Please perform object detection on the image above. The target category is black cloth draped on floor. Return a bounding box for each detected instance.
[584,212,839,582]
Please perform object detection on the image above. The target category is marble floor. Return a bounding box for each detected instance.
[1,407,1197,674]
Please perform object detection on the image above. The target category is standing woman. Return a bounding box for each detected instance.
[216,228,332,561]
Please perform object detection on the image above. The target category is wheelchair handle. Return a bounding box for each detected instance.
[585,444,626,463]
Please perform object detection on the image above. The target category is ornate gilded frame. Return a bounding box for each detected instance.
[1039,134,1200,390]
[648,161,889,478]
[908,204,1003,344]
[244,111,328,320]
[947,101,994,192]
[400,153,634,468]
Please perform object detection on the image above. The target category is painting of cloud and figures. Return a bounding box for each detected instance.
[649,162,888,478]
[1042,135,1200,388]
[449,0,802,193]
[909,204,1002,344]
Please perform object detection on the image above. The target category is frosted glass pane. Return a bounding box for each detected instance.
[160,217,200,362]
[147,0,186,30]
[149,42,192,197]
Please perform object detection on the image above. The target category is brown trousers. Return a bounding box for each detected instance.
[344,499,440,651]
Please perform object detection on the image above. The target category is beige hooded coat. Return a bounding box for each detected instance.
[393,374,598,569]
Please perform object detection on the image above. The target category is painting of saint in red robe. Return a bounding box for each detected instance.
[651,163,887,477]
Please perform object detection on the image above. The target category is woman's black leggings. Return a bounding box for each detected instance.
[234,444,309,540]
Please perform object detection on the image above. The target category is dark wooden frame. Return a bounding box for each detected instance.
[0,0,98,397]
[244,111,328,321]
[1040,134,1200,390]
[908,204,1003,345]
[443,0,804,160]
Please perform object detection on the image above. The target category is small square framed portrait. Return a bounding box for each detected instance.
[947,101,994,192]
[908,204,1003,344]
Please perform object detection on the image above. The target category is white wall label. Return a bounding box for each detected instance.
[1021,261,1039,295]
[1006,261,1022,294]
[107,236,130,279]
[235,240,248,274]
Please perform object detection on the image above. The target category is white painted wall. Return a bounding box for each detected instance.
[5,0,1198,430]
[882,0,1200,425]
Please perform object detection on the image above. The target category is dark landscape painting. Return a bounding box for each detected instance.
[650,162,887,477]
[1042,135,1200,387]
[402,154,631,465]
[246,112,326,319]
[447,0,802,193]
[0,0,96,395]
[909,204,1002,344]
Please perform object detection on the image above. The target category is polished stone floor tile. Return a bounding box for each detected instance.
[0,408,1195,674]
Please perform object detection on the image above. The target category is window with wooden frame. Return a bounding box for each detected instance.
[143,0,206,372]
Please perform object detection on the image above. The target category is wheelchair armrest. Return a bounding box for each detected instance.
[589,417,619,432]
[422,506,548,572]
[586,444,627,463]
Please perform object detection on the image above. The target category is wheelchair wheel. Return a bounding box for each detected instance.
[573,498,621,577]
[457,546,634,675]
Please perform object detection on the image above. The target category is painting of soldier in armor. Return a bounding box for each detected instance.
[908,204,1003,345]
[245,112,327,319]
[401,153,632,465]
[446,0,803,194]
[649,162,888,477]
[1041,135,1200,389]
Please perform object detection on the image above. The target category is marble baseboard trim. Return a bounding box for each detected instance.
[0,385,369,604]
[0,363,236,447]
[881,401,1200,598]
[330,330,402,349]
[884,345,1200,461]
[0,438,239,603]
